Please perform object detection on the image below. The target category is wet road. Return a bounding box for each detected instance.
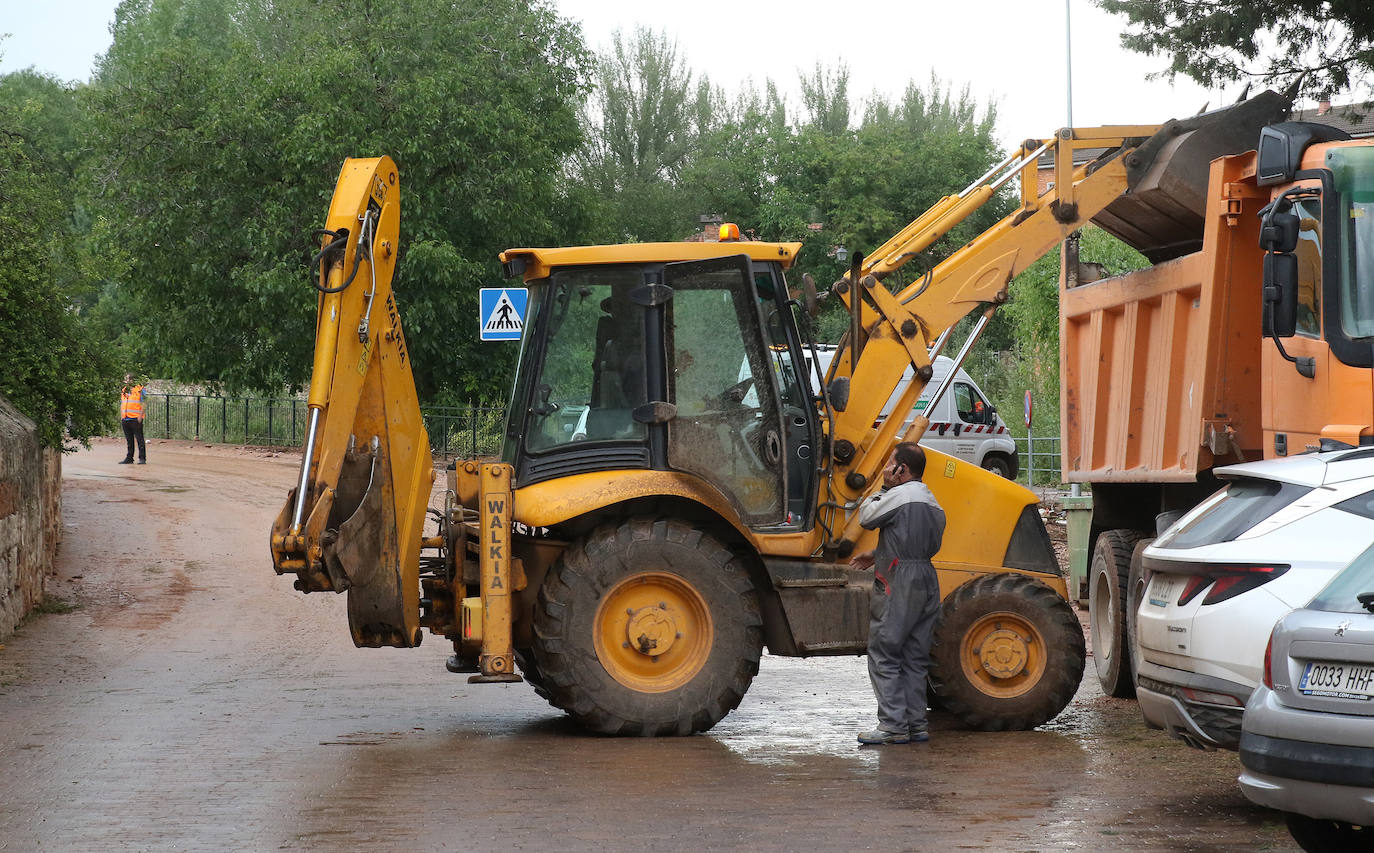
[0,439,1295,851]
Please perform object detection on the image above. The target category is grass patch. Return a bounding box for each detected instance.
[32,595,78,615]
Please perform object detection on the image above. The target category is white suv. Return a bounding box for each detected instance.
[1135,448,1374,750]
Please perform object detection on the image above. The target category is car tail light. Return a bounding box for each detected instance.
[1178,576,1211,606]
[1262,631,1275,689]
[1201,566,1288,605]
[1169,562,1290,606]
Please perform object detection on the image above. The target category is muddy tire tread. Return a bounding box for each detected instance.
[532,517,763,736]
[1091,529,1147,698]
[930,573,1086,731]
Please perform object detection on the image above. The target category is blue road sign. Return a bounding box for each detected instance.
[479,288,527,341]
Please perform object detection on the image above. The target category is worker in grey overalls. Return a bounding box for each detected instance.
[849,441,946,745]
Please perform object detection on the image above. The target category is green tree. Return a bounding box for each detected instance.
[0,70,120,449]
[1096,0,1374,99]
[764,75,1008,343]
[575,27,699,242]
[85,0,591,403]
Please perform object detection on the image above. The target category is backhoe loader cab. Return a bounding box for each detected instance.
[499,244,818,528]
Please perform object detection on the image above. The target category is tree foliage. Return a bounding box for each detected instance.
[7,8,1042,440]
[0,70,119,449]
[1096,0,1374,99]
[84,0,590,402]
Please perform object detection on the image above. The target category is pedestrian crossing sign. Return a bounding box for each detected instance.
[479,288,527,341]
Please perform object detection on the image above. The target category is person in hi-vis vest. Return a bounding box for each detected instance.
[119,374,147,465]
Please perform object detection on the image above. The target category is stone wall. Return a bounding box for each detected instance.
[0,395,62,639]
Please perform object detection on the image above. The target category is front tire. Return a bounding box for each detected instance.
[1090,529,1146,698]
[981,453,1014,479]
[532,518,763,736]
[930,573,1086,731]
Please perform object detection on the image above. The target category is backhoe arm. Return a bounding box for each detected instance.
[824,93,1290,537]
[269,156,435,648]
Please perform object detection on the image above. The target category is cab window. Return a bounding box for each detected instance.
[524,267,646,452]
[1293,195,1321,337]
[954,382,992,425]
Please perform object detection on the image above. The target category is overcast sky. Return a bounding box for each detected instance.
[0,0,1274,146]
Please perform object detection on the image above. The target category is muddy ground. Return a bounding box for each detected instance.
[0,438,1296,851]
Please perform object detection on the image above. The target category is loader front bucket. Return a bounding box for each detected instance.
[1091,91,1291,262]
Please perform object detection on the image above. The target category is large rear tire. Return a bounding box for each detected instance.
[514,647,555,707]
[532,518,763,736]
[930,573,1086,731]
[1089,529,1146,698]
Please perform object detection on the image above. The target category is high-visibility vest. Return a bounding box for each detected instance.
[120,385,145,419]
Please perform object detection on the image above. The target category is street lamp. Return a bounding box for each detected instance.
[835,245,848,263]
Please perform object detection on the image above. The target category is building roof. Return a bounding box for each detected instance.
[1291,102,1374,138]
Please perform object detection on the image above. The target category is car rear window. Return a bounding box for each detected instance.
[1309,543,1374,613]
[1153,478,1312,550]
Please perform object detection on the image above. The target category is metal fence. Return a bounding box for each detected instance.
[134,392,1064,478]
[136,393,506,459]
[1015,434,1062,485]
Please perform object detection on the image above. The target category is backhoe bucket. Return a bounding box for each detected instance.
[1091,91,1291,262]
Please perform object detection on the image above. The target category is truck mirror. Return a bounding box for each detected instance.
[1259,210,1299,253]
[1262,253,1299,338]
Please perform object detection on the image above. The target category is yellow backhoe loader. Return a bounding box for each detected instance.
[270,93,1287,735]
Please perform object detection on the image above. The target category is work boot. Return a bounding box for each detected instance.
[137,459,146,465]
[909,726,930,744]
[119,458,134,464]
[857,728,910,745]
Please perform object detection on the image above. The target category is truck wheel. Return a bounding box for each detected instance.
[1089,529,1146,698]
[532,517,763,736]
[981,454,1014,479]
[930,573,1086,731]
[1125,539,1154,693]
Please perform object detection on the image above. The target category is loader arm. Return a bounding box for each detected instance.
[824,93,1291,537]
[269,156,436,649]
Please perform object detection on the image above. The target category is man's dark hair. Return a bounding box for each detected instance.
[894,442,926,479]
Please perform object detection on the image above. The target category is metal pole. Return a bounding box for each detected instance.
[924,310,993,416]
[164,394,170,439]
[268,400,274,446]
[290,407,322,534]
[470,404,478,458]
[195,395,201,441]
[1028,428,1035,487]
[221,398,227,443]
[244,399,249,444]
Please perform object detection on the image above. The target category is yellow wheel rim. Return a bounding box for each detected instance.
[958,611,1046,699]
[593,571,713,693]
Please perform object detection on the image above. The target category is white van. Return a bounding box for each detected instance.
[808,346,1019,478]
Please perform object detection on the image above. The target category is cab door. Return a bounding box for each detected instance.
[663,256,786,526]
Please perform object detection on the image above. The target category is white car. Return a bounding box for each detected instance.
[1135,448,1374,750]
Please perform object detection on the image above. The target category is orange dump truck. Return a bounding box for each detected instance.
[1064,112,1374,697]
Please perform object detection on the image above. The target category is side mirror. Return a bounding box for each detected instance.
[1263,253,1299,338]
[1259,210,1300,253]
